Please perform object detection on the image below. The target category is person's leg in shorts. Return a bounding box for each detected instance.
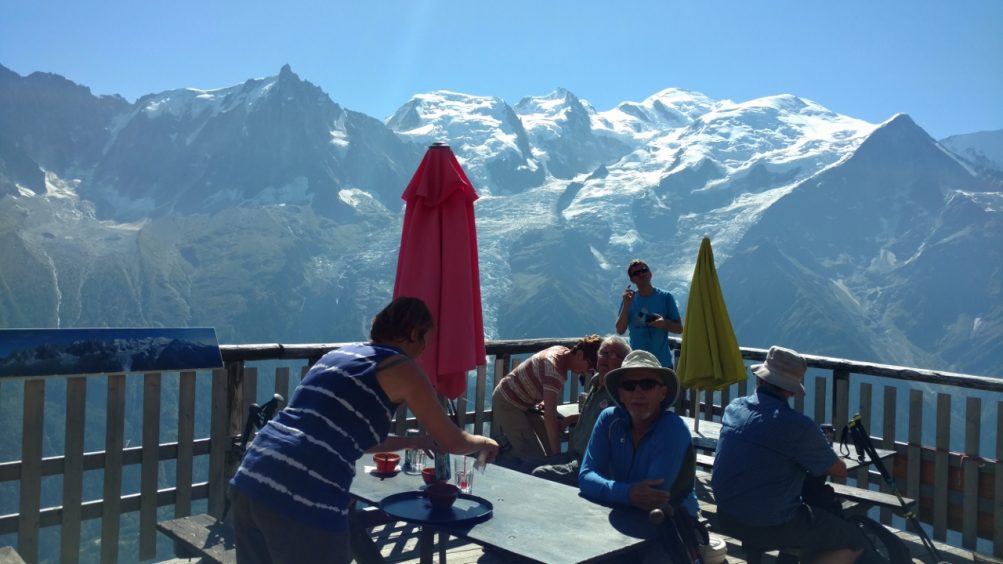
[491,393,547,460]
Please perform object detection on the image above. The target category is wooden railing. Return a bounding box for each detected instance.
[0,338,1000,562]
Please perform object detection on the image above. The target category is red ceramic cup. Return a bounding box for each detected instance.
[373,452,400,474]
[426,482,460,510]
[421,466,439,485]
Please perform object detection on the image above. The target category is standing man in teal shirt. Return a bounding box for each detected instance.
[615,259,683,367]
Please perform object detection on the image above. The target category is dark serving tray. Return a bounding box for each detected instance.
[378,491,493,525]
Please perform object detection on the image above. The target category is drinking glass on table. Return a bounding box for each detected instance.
[819,423,835,447]
[454,459,473,494]
[403,429,426,475]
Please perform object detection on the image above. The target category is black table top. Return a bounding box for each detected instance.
[351,456,650,563]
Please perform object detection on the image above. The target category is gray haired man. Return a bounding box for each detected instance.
[530,336,630,485]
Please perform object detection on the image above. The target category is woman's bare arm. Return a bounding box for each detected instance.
[377,357,498,462]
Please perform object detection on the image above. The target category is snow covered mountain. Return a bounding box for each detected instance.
[387,90,544,195]
[940,128,1003,178]
[85,64,421,220]
[0,335,218,377]
[1,63,999,377]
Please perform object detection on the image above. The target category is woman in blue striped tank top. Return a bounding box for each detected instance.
[229,297,499,563]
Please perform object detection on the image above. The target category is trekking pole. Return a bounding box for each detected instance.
[650,504,704,564]
[845,414,941,562]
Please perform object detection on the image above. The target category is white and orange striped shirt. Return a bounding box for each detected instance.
[496,346,569,410]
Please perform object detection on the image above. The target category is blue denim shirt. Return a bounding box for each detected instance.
[580,406,699,517]
[711,389,836,527]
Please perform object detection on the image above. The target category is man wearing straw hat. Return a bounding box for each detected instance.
[712,346,878,563]
[579,350,698,517]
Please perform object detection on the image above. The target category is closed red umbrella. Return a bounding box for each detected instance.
[392,142,485,398]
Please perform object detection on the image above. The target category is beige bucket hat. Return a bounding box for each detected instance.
[751,345,807,396]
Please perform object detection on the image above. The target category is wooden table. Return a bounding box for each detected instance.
[351,456,650,564]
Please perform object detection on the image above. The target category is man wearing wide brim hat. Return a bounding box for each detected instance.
[751,344,807,396]
[711,346,879,563]
[579,350,698,521]
[604,349,681,411]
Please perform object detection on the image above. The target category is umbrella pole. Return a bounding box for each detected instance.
[693,389,700,433]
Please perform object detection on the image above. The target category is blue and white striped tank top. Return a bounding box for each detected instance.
[230,342,403,530]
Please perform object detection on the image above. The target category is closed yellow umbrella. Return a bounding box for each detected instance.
[677,237,745,408]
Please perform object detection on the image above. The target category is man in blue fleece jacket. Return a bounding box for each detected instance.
[579,350,698,517]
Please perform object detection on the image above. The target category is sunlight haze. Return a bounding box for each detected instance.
[1,0,1001,139]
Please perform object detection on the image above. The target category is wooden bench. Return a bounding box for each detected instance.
[157,514,236,564]
[829,482,915,513]
[158,505,394,564]
[695,453,915,513]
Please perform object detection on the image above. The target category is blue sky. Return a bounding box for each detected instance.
[2,0,1000,139]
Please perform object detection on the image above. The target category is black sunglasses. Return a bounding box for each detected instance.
[629,267,650,277]
[618,379,663,392]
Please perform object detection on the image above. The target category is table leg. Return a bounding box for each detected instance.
[418,526,434,564]
[438,531,447,563]
[348,502,387,564]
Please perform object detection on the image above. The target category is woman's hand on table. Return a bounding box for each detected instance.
[475,438,500,468]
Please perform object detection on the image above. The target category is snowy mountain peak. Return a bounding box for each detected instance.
[514,88,593,137]
[675,95,876,170]
[874,112,925,134]
[940,128,1003,176]
[515,87,582,109]
[387,90,514,135]
[700,93,848,127]
[387,91,543,193]
[132,65,330,124]
[642,87,718,117]
[590,87,716,143]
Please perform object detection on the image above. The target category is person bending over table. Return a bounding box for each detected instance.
[492,334,601,460]
[229,297,499,564]
[711,345,879,564]
[579,350,698,516]
[530,335,630,485]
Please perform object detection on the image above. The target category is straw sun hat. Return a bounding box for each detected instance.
[604,350,680,410]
